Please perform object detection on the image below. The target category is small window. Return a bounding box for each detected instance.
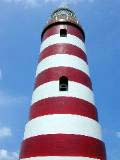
[60,29,67,37]
[59,76,68,91]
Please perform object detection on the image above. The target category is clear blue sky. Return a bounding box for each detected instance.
[0,0,120,159]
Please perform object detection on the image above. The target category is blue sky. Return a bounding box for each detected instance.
[0,0,120,159]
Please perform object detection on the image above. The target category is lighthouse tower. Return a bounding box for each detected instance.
[19,7,106,160]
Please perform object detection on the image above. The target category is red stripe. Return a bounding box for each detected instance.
[35,67,92,90]
[39,44,87,63]
[20,134,106,159]
[42,24,84,41]
[29,97,98,121]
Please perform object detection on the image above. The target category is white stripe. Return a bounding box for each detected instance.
[24,114,102,140]
[40,34,86,53]
[20,156,100,160]
[31,81,95,105]
[36,54,89,77]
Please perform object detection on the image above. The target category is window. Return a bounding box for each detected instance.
[60,29,67,37]
[59,76,68,91]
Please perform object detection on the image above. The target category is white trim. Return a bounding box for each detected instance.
[40,34,86,53]
[31,81,95,105]
[20,156,100,160]
[36,54,89,77]
[24,114,102,140]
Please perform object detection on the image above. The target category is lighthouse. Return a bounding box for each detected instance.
[19,7,106,160]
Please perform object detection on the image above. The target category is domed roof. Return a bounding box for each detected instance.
[50,7,79,25]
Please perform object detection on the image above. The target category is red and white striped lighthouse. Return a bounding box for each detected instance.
[19,7,106,160]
